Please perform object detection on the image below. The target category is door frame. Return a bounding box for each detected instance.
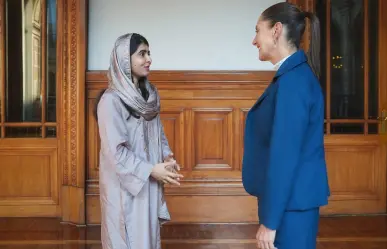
[58,0,87,225]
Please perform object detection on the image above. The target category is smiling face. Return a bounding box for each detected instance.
[131,43,152,80]
[252,17,278,62]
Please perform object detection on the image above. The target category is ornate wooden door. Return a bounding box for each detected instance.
[288,0,387,214]
[0,0,87,224]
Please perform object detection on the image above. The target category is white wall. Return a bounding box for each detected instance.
[87,0,283,71]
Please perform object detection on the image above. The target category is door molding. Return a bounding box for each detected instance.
[59,0,87,225]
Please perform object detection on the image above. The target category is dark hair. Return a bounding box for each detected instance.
[94,33,150,121]
[261,2,320,78]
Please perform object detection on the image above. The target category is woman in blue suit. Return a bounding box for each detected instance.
[242,2,330,249]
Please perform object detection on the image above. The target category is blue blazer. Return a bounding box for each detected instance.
[242,50,330,230]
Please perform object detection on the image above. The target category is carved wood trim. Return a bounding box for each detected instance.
[61,0,69,186]
[60,0,86,187]
[59,0,87,225]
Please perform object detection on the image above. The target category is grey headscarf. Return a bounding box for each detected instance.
[107,33,160,121]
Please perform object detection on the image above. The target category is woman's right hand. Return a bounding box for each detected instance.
[151,161,184,186]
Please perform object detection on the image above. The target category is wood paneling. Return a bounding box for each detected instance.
[324,137,386,213]
[85,70,387,224]
[0,139,60,217]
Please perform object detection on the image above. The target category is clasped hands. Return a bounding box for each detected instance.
[150,153,183,186]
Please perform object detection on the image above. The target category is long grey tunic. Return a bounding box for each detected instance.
[97,89,172,249]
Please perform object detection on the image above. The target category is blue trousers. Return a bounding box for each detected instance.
[273,208,320,249]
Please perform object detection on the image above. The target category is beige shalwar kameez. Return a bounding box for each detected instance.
[97,33,172,249]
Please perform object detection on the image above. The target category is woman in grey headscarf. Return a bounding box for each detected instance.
[94,33,183,249]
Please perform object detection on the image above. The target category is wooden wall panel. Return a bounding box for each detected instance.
[86,70,386,224]
[0,139,60,217]
[323,137,386,214]
[160,109,185,167]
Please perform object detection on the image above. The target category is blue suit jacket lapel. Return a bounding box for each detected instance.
[250,81,276,110]
[250,50,309,111]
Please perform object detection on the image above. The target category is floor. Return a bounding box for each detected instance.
[0,215,386,248]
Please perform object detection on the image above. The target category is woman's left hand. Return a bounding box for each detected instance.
[256,224,276,249]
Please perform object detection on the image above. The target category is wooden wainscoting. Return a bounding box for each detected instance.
[85,70,386,224]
